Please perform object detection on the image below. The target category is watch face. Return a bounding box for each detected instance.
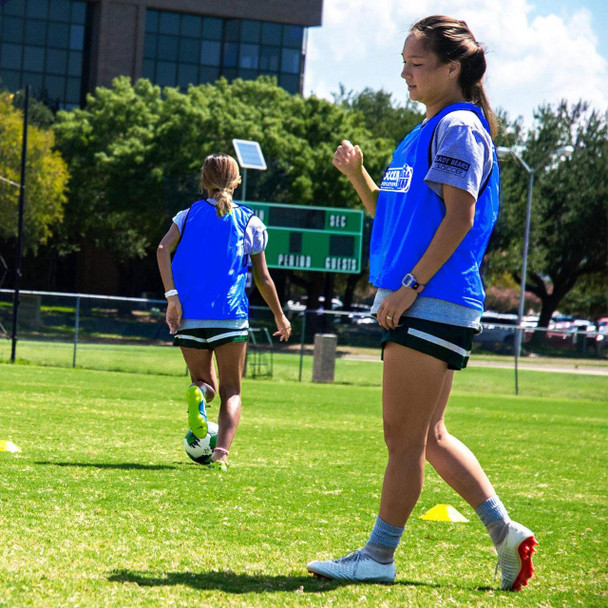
[402,274,416,288]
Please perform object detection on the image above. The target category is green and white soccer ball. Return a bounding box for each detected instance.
[184,420,219,465]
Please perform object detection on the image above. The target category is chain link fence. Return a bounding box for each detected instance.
[1,290,606,385]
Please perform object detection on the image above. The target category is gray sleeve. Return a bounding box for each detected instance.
[425,111,493,200]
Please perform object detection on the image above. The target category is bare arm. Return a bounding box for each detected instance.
[376,185,476,329]
[250,252,291,341]
[156,223,182,334]
[333,140,380,217]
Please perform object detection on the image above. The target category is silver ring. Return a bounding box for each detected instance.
[386,315,393,320]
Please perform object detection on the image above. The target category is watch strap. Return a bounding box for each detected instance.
[401,273,425,293]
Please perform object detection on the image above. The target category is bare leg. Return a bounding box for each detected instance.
[425,370,495,509]
[179,346,218,403]
[378,342,450,527]
[211,341,247,462]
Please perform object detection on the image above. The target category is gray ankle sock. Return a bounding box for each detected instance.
[360,516,404,564]
[486,520,510,546]
[475,496,511,545]
[361,542,396,564]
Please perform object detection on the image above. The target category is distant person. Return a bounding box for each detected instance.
[157,153,291,468]
[307,15,536,590]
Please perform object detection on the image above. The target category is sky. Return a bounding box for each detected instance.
[304,0,608,130]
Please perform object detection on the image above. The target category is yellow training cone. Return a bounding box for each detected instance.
[420,504,468,523]
[0,440,21,453]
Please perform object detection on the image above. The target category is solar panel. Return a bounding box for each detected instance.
[232,139,267,170]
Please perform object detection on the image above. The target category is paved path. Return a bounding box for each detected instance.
[468,360,608,376]
[340,353,608,376]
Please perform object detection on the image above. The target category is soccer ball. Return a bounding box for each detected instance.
[184,420,219,465]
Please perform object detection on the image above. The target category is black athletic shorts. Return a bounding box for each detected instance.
[381,316,478,370]
[173,327,248,350]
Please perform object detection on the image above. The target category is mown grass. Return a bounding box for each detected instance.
[0,356,606,607]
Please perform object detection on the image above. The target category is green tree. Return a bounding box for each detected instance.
[153,77,392,211]
[10,89,56,129]
[0,92,68,256]
[53,77,165,261]
[489,100,608,328]
[558,271,608,320]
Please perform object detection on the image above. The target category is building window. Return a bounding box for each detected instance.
[0,0,88,109]
[143,10,305,94]
[200,40,220,67]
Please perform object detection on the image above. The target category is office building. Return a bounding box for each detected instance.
[0,0,323,109]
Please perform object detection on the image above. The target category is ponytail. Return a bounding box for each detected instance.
[459,44,497,139]
[199,154,242,218]
[214,189,233,218]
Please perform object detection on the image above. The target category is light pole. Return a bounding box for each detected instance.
[1,87,30,362]
[496,144,573,393]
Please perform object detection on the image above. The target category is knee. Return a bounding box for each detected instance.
[426,421,448,459]
[204,382,217,402]
[383,419,426,458]
[219,384,241,405]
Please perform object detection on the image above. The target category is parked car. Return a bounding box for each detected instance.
[521,315,539,328]
[286,296,343,314]
[535,316,600,352]
[595,318,608,352]
[474,312,520,352]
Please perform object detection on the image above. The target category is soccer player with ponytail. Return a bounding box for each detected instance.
[307,16,536,591]
[157,154,291,468]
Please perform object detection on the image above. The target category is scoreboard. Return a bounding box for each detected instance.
[245,201,364,274]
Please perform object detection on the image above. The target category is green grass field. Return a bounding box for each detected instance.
[1,355,607,607]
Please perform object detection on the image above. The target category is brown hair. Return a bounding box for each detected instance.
[410,15,497,139]
[199,154,242,217]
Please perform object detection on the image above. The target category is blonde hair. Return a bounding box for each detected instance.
[199,154,242,217]
[410,15,497,139]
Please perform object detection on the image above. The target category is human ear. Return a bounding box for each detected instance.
[448,61,460,79]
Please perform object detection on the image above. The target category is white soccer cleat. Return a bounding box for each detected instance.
[495,521,538,591]
[307,549,396,583]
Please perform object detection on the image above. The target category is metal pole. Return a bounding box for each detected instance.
[514,169,534,395]
[496,145,572,396]
[10,85,29,363]
[298,311,306,382]
[241,168,248,202]
[72,295,80,368]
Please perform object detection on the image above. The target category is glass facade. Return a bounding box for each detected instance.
[0,2,309,108]
[0,0,88,109]
[143,10,305,94]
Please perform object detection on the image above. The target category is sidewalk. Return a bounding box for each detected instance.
[338,350,608,376]
[468,359,608,376]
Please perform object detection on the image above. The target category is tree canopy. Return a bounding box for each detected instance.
[489,101,608,325]
[0,92,68,255]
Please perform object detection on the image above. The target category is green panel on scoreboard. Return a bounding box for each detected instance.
[245,201,363,274]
